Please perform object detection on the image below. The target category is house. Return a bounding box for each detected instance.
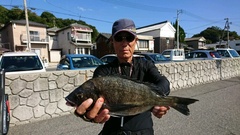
[57,23,93,55]
[47,26,61,62]
[0,20,49,60]
[136,21,176,53]
[185,36,206,50]
[94,33,113,58]
[94,33,154,58]
[227,40,240,53]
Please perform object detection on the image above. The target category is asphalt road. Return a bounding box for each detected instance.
[8,76,240,135]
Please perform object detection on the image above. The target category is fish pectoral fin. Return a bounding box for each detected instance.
[108,104,139,112]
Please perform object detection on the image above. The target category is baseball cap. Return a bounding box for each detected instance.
[112,19,137,37]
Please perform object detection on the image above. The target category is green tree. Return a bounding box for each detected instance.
[40,11,56,27]
[28,10,44,24]
[0,6,9,25]
[7,7,25,20]
[192,26,240,43]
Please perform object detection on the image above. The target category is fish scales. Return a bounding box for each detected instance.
[66,75,199,116]
[96,76,157,106]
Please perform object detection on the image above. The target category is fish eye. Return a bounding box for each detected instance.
[77,93,84,99]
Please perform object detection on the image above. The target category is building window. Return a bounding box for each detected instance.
[67,32,70,41]
[30,31,40,41]
[138,40,149,48]
[166,38,169,44]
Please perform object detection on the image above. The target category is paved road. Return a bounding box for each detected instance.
[8,76,240,135]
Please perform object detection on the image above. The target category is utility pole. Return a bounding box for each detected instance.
[224,18,232,48]
[23,0,31,51]
[177,10,182,49]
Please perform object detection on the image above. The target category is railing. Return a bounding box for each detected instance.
[71,33,91,43]
[21,34,49,43]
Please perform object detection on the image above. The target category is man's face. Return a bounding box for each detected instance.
[112,31,138,61]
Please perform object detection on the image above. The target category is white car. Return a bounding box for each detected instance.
[0,52,46,75]
[161,49,185,61]
[216,48,240,58]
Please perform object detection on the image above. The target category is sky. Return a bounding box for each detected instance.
[1,0,240,37]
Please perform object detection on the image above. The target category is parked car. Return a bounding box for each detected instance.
[100,54,118,64]
[185,50,221,60]
[100,54,146,64]
[0,52,46,75]
[215,48,240,58]
[137,53,170,63]
[56,54,104,70]
[161,49,185,61]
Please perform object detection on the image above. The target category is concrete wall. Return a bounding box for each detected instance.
[7,58,240,126]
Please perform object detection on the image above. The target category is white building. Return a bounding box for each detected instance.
[136,21,176,53]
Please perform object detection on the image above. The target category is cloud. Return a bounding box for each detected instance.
[77,6,93,12]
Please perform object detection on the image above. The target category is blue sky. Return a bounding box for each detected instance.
[1,0,240,37]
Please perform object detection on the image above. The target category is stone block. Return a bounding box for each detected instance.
[9,95,20,109]
[12,106,33,121]
[27,93,41,107]
[33,105,45,118]
[58,98,73,112]
[49,81,57,90]
[20,74,39,81]
[40,99,49,106]
[63,84,74,92]
[56,74,69,88]
[40,91,49,100]
[10,79,27,94]
[34,78,48,91]
[20,98,27,105]
[19,89,33,98]
[45,102,57,115]
[49,89,63,102]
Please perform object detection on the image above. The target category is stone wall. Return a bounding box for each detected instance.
[6,58,240,126]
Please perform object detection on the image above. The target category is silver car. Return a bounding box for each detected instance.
[185,50,221,60]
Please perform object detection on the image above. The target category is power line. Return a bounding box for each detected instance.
[1,4,113,24]
[185,20,224,31]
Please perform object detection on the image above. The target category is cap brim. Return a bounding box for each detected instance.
[113,30,136,37]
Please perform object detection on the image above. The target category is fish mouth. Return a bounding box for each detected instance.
[65,98,77,107]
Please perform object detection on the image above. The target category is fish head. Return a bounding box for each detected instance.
[65,80,99,107]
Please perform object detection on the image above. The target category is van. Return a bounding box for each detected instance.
[215,48,240,58]
[161,49,185,61]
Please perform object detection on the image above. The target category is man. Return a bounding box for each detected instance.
[74,18,170,135]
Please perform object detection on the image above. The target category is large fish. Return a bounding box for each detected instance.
[66,75,198,116]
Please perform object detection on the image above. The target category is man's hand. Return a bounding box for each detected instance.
[152,106,170,118]
[75,98,110,123]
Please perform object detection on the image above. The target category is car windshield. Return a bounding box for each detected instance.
[72,57,103,68]
[0,56,43,72]
[229,50,240,57]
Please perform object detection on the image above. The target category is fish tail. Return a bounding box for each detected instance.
[169,97,198,116]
